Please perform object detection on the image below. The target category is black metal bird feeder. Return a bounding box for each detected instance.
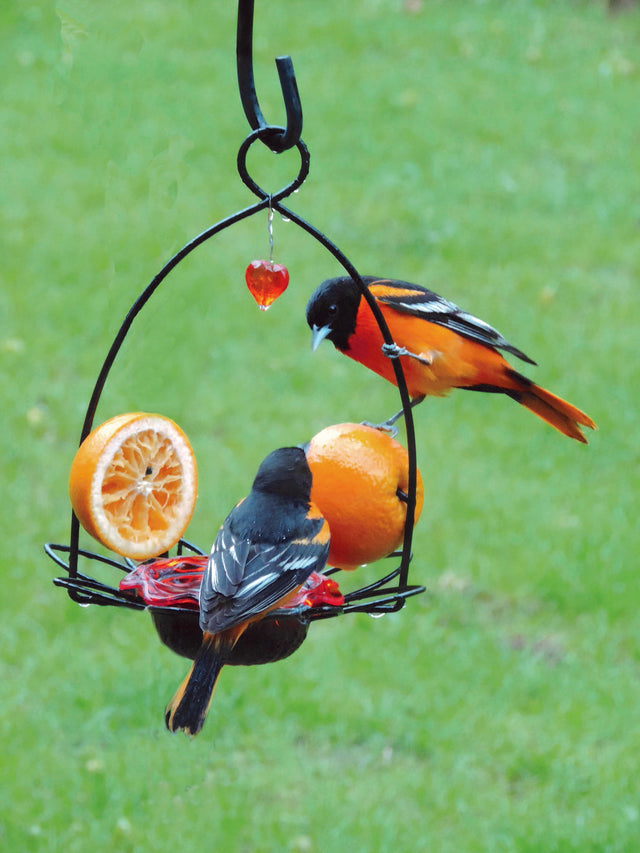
[46,0,426,661]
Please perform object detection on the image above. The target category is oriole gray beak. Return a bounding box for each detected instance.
[311,324,332,351]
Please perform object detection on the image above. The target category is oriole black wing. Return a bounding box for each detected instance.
[366,277,536,365]
[200,516,329,636]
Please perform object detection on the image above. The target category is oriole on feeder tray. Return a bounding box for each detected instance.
[165,446,330,736]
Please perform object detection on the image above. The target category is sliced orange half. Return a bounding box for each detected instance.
[69,412,198,560]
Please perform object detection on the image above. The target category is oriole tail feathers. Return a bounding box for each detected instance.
[165,634,225,736]
[505,369,596,443]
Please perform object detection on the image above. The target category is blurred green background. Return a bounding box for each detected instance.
[1,1,639,850]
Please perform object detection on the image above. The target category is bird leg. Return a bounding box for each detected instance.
[361,395,426,437]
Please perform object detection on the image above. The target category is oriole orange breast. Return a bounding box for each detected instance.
[165,446,330,736]
[306,275,596,443]
[346,286,510,397]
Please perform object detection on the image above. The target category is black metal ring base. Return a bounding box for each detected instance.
[46,541,425,620]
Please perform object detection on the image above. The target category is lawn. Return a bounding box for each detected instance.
[1,0,639,850]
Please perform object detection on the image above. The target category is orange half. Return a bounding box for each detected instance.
[69,412,198,560]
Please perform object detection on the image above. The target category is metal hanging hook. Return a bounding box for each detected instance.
[236,0,303,153]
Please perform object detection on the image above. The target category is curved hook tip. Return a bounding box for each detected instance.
[236,0,303,153]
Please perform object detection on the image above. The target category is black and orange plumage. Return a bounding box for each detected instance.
[306,276,595,443]
[165,446,330,736]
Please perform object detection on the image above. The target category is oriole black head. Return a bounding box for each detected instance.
[251,446,312,500]
[306,276,364,352]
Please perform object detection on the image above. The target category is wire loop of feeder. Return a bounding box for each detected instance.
[46,0,425,624]
[237,126,310,200]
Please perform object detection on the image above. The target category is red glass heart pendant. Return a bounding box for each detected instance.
[245,260,289,310]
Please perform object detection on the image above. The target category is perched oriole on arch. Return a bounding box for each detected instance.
[306,276,595,443]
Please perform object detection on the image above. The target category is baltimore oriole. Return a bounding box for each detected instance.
[164,446,330,735]
[306,276,595,443]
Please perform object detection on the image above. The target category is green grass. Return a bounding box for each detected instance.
[2,0,639,850]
